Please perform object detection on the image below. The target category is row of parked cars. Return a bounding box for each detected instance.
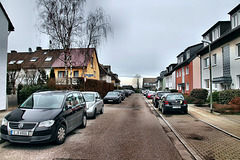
[143,90,188,114]
[1,89,135,145]
[103,89,134,104]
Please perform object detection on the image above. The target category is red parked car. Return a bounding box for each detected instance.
[147,91,155,99]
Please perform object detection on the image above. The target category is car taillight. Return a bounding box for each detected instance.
[184,100,187,104]
[156,97,159,100]
[164,101,169,105]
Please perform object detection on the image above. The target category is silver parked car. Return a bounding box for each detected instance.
[82,92,104,119]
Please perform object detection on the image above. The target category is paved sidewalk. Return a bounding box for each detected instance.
[188,104,240,139]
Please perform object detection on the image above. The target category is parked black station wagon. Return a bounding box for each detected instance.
[1,90,87,144]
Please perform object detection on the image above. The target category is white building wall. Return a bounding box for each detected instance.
[0,8,9,110]
[201,47,223,91]
[230,37,240,89]
[172,71,176,89]
[101,75,111,83]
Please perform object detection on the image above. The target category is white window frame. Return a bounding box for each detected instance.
[212,26,220,41]
[74,71,79,77]
[16,60,24,64]
[186,51,190,59]
[45,57,53,62]
[213,54,217,65]
[186,67,189,75]
[186,83,189,91]
[9,60,16,64]
[237,43,240,58]
[177,71,179,77]
[204,57,209,68]
[179,70,181,77]
[30,57,38,62]
[231,12,239,28]
[58,71,65,78]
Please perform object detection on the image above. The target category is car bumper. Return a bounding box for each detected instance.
[86,107,95,117]
[1,125,56,144]
[164,106,188,112]
[103,99,119,103]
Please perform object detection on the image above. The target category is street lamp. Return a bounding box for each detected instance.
[202,39,213,113]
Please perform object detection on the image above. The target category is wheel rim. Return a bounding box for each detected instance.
[83,115,87,126]
[58,127,65,141]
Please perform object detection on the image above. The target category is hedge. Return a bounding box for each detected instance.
[219,89,240,104]
[190,89,208,101]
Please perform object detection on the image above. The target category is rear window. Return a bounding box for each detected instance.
[166,94,184,101]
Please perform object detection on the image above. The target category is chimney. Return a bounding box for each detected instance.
[36,46,42,51]
[11,50,17,53]
[28,48,32,54]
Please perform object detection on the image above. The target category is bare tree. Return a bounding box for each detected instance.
[133,74,141,89]
[37,0,86,85]
[80,7,113,77]
[38,1,112,86]
[7,64,21,94]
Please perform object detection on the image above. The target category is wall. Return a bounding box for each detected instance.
[229,37,240,89]
[0,8,8,110]
[192,57,201,89]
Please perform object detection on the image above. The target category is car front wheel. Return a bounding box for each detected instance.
[80,114,87,128]
[100,106,104,114]
[162,106,166,114]
[55,124,66,145]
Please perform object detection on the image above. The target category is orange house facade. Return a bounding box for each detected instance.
[175,43,203,94]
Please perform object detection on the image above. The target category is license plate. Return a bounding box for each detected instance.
[173,106,181,109]
[11,130,29,136]
[108,100,113,102]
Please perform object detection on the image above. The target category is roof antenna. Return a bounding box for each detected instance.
[49,40,52,50]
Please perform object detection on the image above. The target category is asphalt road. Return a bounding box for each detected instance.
[0,94,182,160]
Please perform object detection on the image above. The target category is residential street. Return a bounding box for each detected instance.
[0,94,184,160]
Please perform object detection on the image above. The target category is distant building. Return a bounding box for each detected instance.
[122,85,134,90]
[164,63,177,91]
[99,64,120,88]
[142,78,157,90]
[156,70,167,91]
[0,2,14,110]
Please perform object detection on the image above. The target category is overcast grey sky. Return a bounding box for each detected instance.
[1,0,240,81]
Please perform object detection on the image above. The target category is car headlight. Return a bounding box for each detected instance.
[38,120,55,128]
[1,118,8,126]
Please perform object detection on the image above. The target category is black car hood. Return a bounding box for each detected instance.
[5,108,62,122]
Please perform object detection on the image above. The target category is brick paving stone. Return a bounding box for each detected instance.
[163,114,240,160]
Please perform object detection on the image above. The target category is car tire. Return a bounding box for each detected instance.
[92,109,97,119]
[100,106,104,114]
[80,113,87,128]
[162,106,166,114]
[55,124,66,145]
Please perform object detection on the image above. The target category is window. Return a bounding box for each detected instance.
[179,70,181,77]
[237,43,240,57]
[178,84,182,91]
[45,57,53,62]
[30,57,38,62]
[231,12,239,28]
[74,71,79,77]
[186,51,190,59]
[212,26,220,41]
[58,71,65,78]
[205,79,209,88]
[91,57,93,68]
[16,60,24,64]
[204,57,209,68]
[186,83,189,91]
[186,67,189,75]
[214,83,218,89]
[213,54,217,65]
[177,71,179,77]
[9,60,16,64]
[238,75,240,89]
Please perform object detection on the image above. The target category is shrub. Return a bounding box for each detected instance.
[185,96,197,104]
[18,85,48,105]
[213,103,240,114]
[229,97,240,106]
[190,89,208,101]
[219,89,240,104]
[193,99,205,106]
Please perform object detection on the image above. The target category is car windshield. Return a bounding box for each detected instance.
[149,91,155,94]
[166,94,184,101]
[83,93,95,102]
[20,93,65,109]
[157,92,170,97]
[107,92,118,96]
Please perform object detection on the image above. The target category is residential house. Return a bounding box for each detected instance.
[156,70,167,91]
[7,48,101,86]
[164,63,177,91]
[197,4,240,91]
[0,2,14,110]
[142,78,157,90]
[99,64,120,88]
[175,43,203,94]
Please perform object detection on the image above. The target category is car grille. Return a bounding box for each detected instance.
[9,122,37,130]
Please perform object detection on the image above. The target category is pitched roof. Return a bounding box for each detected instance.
[52,48,96,68]
[8,48,97,69]
[0,2,14,31]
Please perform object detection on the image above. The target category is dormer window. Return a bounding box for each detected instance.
[186,51,190,59]
[45,57,53,62]
[9,60,16,64]
[231,11,240,29]
[203,34,210,46]
[212,26,220,41]
[30,57,38,62]
[16,60,24,64]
